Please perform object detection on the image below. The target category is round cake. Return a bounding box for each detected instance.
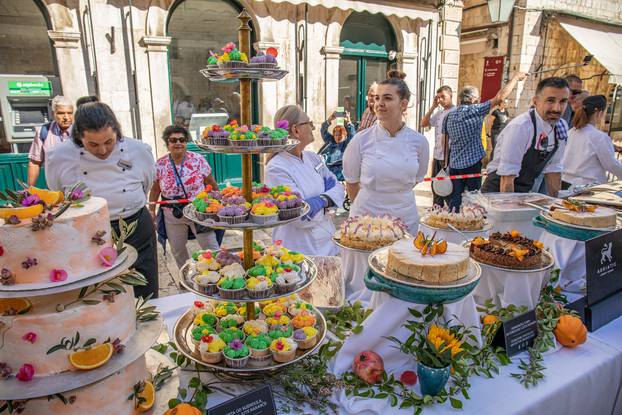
[549,201,616,229]
[339,215,407,250]
[386,239,470,284]
[421,204,486,231]
[469,231,544,270]
[0,196,114,287]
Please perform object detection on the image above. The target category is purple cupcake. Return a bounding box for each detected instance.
[217,205,248,224]
[216,249,243,266]
[222,195,247,205]
[249,53,277,69]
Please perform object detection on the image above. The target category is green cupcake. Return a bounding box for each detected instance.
[198,313,218,327]
[217,277,245,290]
[192,325,215,342]
[246,334,271,350]
[268,326,293,339]
[219,328,244,343]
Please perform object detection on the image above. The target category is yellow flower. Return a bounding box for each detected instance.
[427,324,462,358]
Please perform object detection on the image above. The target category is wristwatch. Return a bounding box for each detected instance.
[319,194,331,208]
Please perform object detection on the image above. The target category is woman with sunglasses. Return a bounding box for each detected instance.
[342,70,429,303]
[148,125,220,269]
[265,105,344,256]
[562,95,622,187]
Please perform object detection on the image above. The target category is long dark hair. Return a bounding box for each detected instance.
[72,102,123,147]
[572,95,607,129]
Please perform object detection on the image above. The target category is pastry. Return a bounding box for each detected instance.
[550,199,616,228]
[469,230,544,270]
[421,204,487,231]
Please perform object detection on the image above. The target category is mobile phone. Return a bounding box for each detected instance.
[335,106,346,118]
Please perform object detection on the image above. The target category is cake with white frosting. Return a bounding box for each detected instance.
[421,204,486,231]
[338,215,407,250]
[549,199,616,229]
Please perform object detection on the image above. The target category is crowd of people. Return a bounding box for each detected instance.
[24,69,622,301]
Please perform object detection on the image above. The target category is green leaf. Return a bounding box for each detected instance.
[83,338,97,349]
[179,388,187,399]
[168,398,180,409]
[78,286,89,299]
[450,397,463,409]
[189,377,201,388]
[82,299,101,305]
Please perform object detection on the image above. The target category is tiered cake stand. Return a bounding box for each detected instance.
[0,246,167,407]
[173,9,325,375]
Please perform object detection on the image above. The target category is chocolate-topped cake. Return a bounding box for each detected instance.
[469,230,544,270]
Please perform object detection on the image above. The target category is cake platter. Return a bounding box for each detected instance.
[173,308,326,375]
[199,67,288,81]
[419,220,493,234]
[195,138,300,154]
[0,246,137,298]
[183,202,309,231]
[332,232,413,253]
[0,316,163,400]
[177,256,318,302]
[539,210,618,232]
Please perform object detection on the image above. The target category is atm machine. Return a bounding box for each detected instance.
[0,74,59,153]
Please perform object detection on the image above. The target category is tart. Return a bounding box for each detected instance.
[469,230,544,270]
[549,199,616,229]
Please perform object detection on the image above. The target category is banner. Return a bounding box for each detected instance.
[481,57,505,102]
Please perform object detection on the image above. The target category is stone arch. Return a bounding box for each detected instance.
[40,0,77,32]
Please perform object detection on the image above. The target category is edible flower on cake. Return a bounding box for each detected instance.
[270,337,297,353]
[243,320,268,336]
[560,199,597,213]
[266,312,291,327]
[192,300,212,316]
[199,334,226,353]
[192,325,215,342]
[219,328,244,343]
[251,201,278,216]
[223,338,250,359]
[292,311,316,329]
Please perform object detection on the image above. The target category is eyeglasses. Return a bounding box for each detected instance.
[296,121,315,129]
[168,137,188,144]
[571,89,582,96]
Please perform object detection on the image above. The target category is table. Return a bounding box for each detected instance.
[150,293,622,414]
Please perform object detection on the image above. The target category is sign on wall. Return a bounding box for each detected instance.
[481,57,505,102]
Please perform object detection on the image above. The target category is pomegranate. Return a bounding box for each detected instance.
[352,351,385,384]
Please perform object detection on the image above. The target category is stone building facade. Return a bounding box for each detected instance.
[459,0,622,136]
[0,0,465,161]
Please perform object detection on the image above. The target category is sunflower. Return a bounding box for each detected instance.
[426,324,463,358]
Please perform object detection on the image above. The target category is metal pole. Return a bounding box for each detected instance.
[238,9,255,321]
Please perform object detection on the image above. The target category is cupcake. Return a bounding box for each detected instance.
[193,312,218,328]
[217,42,249,69]
[223,338,250,368]
[222,195,247,205]
[262,302,287,317]
[193,272,220,295]
[216,249,243,266]
[278,294,300,309]
[249,52,278,69]
[270,120,290,145]
[250,201,279,225]
[206,124,230,146]
[276,194,304,220]
[246,275,274,299]
[252,185,272,200]
[288,301,314,316]
[192,300,213,316]
[199,334,226,364]
[269,185,291,197]
[221,185,242,198]
[293,327,318,350]
[219,327,245,344]
[270,337,298,363]
[196,251,221,271]
[237,304,263,320]
[245,334,272,363]
[255,126,273,146]
[219,263,245,279]
[217,276,246,300]
[292,310,316,329]
[255,254,280,269]
[214,301,238,318]
[207,51,220,69]
[267,325,293,340]
[242,319,269,337]
[217,205,248,225]
[266,311,291,331]
[202,201,224,221]
[281,250,305,266]
[218,314,245,331]
[191,325,215,350]
[229,125,257,147]
[247,264,275,281]
[274,264,302,294]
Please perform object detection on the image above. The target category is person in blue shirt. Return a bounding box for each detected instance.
[442,71,527,211]
[319,111,356,181]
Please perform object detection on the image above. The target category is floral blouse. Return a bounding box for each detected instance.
[155,151,211,199]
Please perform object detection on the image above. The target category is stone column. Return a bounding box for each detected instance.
[47,30,89,102]
[321,46,343,119]
[140,35,172,159]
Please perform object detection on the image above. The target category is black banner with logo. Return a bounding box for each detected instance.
[586,229,622,305]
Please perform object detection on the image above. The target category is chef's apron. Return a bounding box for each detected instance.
[343,133,421,305]
[482,109,560,193]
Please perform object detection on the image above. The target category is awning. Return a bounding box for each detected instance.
[252,0,438,21]
[559,18,622,84]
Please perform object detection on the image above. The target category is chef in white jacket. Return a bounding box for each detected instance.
[45,102,158,298]
[265,105,344,256]
[342,71,429,303]
[562,95,622,187]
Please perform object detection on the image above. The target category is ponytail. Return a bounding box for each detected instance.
[572,106,589,129]
[572,95,607,129]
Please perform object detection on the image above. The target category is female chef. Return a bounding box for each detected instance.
[45,102,158,298]
[264,105,344,256]
[342,70,429,301]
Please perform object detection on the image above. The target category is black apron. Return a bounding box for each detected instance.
[482,109,559,193]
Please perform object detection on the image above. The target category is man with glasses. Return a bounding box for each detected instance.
[562,74,585,126]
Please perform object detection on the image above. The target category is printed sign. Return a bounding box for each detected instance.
[8,81,52,96]
[586,229,622,305]
[492,309,538,357]
[481,56,505,102]
[208,385,276,415]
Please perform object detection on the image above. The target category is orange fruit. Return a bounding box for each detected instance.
[28,187,64,206]
[435,240,448,255]
[0,298,32,315]
[414,231,425,250]
[482,314,499,326]
[0,204,44,220]
[510,229,521,238]
[471,237,486,247]
[68,343,113,370]
[136,381,155,412]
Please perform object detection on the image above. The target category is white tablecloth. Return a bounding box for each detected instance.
[418,222,490,245]
[539,231,586,293]
[150,293,622,415]
[341,249,374,304]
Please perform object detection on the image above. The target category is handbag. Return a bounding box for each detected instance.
[432,167,453,197]
[168,155,211,234]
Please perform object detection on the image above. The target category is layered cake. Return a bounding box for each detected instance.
[469,230,544,270]
[338,215,407,250]
[421,204,486,231]
[0,188,114,286]
[549,199,617,229]
[386,232,470,283]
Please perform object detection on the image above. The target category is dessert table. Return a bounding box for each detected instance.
[150,293,622,415]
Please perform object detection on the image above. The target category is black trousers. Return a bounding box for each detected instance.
[111,207,159,299]
[431,159,447,208]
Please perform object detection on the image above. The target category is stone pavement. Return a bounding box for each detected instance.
[156,183,434,298]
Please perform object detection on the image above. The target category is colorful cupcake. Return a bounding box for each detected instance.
[191,325,215,350]
[214,301,238,318]
[293,327,318,350]
[292,310,316,329]
[193,271,220,295]
[237,304,263,320]
[267,325,293,340]
[217,205,248,225]
[223,338,250,368]
[266,311,291,331]
[246,264,275,281]
[250,201,279,225]
[229,125,257,147]
[207,51,220,69]
[199,334,226,364]
[242,319,269,337]
[271,120,290,145]
[281,250,305,266]
[192,300,213,316]
[262,302,286,317]
[202,200,224,221]
[249,51,278,69]
[216,249,243,266]
[270,337,298,363]
[195,251,221,272]
[219,327,245,344]
[218,314,245,331]
[278,294,300,309]
[217,275,246,300]
[193,312,218,328]
[219,263,246,279]
[245,334,272,362]
[274,264,302,294]
[217,42,249,69]
[288,301,314,316]
[222,195,247,205]
[255,254,279,269]
[256,126,273,146]
[246,275,274,299]
[206,124,230,146]
[276,193,304,220]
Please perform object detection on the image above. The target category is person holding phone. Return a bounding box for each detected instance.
[320,110,356,181]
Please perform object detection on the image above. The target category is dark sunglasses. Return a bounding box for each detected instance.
[571,89,582,96]
[168,137,188,144]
